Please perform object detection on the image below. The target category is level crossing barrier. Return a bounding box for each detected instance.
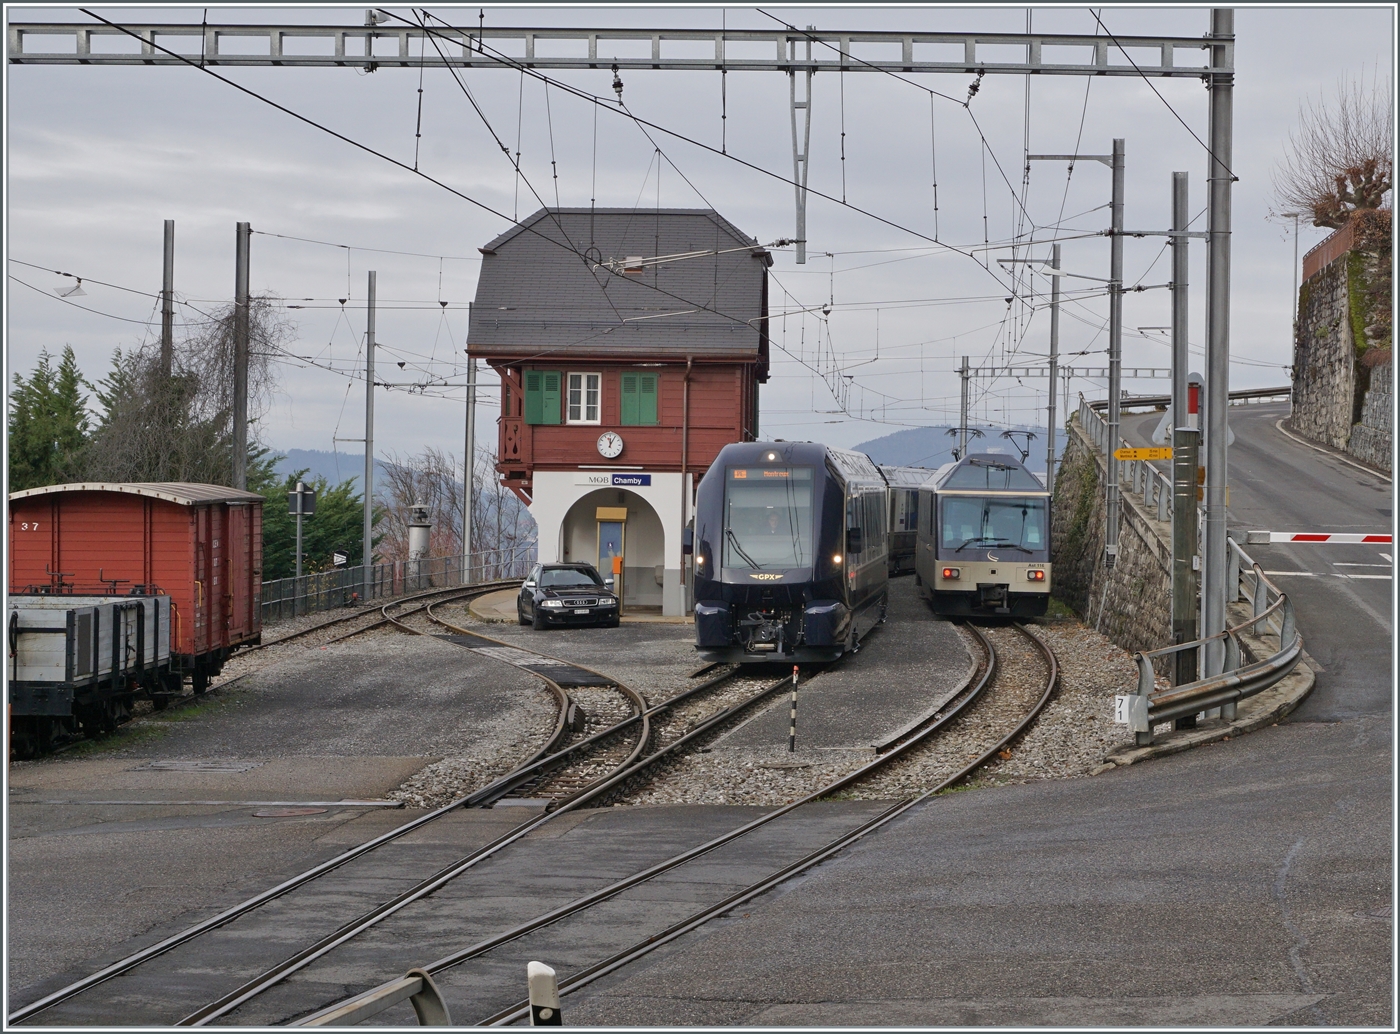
[290,969,450,1026]
[260,544,536,624]
[1121,537,1303,745]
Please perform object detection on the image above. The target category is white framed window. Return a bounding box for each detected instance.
[567,372,601,424]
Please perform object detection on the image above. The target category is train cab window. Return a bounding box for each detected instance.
[939,496,1049,557]
[722,466,815,570]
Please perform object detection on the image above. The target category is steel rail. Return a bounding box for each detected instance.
[179,659,792,1026]
[294,622,1053,1028]
[477,622,1057,1026]
[6,588,556,1026]
[177,609,781,1023]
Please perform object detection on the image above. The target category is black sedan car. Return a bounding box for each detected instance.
[517,563,620,629]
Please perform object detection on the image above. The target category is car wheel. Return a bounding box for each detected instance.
[532,609,548,630]
[518,602,530,626]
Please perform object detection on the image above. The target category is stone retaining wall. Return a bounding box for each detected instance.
[1051,416,1173,657]
[1291,255,1356,450]
[1348,361,1392,470]
[1291,211,1392,472]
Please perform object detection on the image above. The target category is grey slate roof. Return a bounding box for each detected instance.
[468,208,770,363]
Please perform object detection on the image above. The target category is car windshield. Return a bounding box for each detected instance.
[540,568,603,588]
[722,466,815,570]
[939,496,1048,556]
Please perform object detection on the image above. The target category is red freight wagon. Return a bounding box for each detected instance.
[8,483,263,693]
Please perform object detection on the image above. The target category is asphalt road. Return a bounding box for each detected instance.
[6,634,550,999]
[1122,402,1392,720]
[562,403,1393,1026]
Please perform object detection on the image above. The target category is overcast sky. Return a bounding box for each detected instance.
[6,4,1393,469]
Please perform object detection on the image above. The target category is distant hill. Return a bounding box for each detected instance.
[854,425,1048,472]
[272,449,392,488]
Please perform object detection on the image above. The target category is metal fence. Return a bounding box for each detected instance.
[260,545,535,624]
[1077,397,1182,525]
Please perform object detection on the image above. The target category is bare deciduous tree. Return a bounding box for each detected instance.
[375,443,536,564]
[84,296,290,484]
[1274,74,1393,228]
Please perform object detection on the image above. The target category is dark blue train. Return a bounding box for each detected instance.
[692,442,889,663]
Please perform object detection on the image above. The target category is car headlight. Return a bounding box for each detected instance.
[540,599,564,608]
[599,596,616,605]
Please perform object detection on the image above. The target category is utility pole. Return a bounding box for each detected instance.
[363,270,377,604]
[958,356,970,459]
[1105,137,1125,568]
[160,219,174,379]
[1046,242,1061,493]
[1282,210,1302,344]
[1202,8,1234,677]
[462,355,476,584]
[1170,171,1200,703]
[231,222,250,490]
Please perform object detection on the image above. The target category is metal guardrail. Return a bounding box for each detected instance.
[1121,537,1303,744]
[1085,385,1292,412]
[260,545,535,624]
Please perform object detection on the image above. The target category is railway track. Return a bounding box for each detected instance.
[7,596,785,1026]
[248,579,522,651]
[274,621,1059,1027]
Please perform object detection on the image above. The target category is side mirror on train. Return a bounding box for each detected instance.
[846,528,864,554]
[681,527,694,555]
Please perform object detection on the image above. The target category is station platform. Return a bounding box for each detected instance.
[715,578,973,751]
[468,589,692,625]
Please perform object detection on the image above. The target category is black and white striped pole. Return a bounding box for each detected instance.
[528,961,562,1026]
[788,665,799,752]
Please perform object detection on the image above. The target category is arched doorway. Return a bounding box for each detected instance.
[559,488,666,609]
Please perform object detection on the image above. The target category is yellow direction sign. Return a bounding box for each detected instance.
[1113,446,1173,461]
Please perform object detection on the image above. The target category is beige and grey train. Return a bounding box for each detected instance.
[913,454,1051,618]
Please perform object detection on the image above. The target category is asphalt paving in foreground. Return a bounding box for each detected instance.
[567,714,1391,1027]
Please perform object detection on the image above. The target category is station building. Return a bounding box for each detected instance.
[467,208,771,616]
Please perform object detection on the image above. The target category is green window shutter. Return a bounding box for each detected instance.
[620,373,640,425]
[541,372,562,425]
[523,371,543,424]
[640,373,658,425]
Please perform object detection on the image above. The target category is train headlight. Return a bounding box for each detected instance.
[833,554,843,564]
[695,555,704,566]
[942,567,960,580]
[1027,569,1046,582]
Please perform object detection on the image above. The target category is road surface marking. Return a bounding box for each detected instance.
[1264,571,1392,580]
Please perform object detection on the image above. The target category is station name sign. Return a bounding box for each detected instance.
[574,472,652,487]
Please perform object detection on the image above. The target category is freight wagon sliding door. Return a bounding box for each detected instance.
[210,505,228,643]
[194,508,209,656]
[225,504,255,642]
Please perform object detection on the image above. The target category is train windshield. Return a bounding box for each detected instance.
[939,496,1049,557]
[723,467,815,570]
